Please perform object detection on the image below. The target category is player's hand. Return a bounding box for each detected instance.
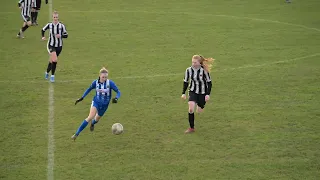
[205,95,210,102]
[181,94,186,100]
[41,37,46,41]
[112,98,118,103]
[75,97,83,105]
[55,34,61,38]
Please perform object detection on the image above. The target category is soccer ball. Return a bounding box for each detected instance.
[112,123,124,135]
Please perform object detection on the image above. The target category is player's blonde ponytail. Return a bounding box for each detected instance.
[99,67,108,74]
[193,55,214,73]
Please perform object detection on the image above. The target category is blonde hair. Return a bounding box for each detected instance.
[193,55,214,72]
[99,67,108,74]
[53,10,59,16]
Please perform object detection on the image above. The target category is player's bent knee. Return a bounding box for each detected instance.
[27,21,32,26]
[51,58,57,63]
[188,106,195,113]
[51,53,57,62]
[86,115,95,122]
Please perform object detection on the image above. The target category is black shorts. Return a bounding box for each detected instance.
[47,45,63,57]
[188,91,206,109]
[21,14,31,22]
[33,0,41,10]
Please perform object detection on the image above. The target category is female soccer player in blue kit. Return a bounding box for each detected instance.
[71,67,121,141]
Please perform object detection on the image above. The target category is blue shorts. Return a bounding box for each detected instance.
[91,101,109,116]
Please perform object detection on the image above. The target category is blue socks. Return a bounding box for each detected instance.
[75,119,100,136]
[75,120,88,136]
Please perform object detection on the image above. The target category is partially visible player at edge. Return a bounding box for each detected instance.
[41,11,68,82]
[181,55,214,133]
[17,0,33,38]
[71,67,121,141]
[31,0,48,26]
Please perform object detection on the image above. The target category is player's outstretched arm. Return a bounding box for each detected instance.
[75,81,95,105]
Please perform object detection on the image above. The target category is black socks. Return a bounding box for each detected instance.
[188,112,194,129]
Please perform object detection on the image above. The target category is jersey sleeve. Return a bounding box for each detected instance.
[182,68,190,94]
[81,80,96,99]
[42,23,50,31]
[110,80,121,99]
[18,0,24,7]
[183,67,190,82]
[41,23,50,37]
[61,24,68,38]
[204,70,212,82]
[204,71,212,95]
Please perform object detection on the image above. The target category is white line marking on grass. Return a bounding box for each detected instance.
[47,1,54,180]
[51,10,320,33]
[1,10,320,32]
[221,53,320,71]
[47,83,55,180]
[214,14,320,33]
[0,53,319,84]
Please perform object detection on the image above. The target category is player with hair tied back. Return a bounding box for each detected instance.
[181,55,214,133]
[71,67,121,141]
[41,11,68,82]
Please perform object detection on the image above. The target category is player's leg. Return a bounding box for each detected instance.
[45,45,54,79]
[31,8,36,25]
[185,92,196,133]
[20,17,31,37]
[90,103,109,131]
[72,102,98,141]
[196,94,206,113]
[50,46,62,82]
[33,0,41,25]
[17,15,25,38]
[17,15,30,38]
[34,9,40,25]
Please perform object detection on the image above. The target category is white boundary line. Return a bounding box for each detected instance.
[214,14,320,32]
[2,10,320,32]
[47,84,54,180]
[67,10,320,32]
[1,53,319,84]
[47,1,54,180]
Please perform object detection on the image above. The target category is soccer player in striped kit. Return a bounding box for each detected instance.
[41,11,68,82]
[31,0,48,26]
[17,0,33,38]
[181,55,214,133]
[71,67,121,141]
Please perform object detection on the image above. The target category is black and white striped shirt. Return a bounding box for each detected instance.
[18,0,33,17]
[182,66,212,95]
[42,22,68,47]
[32,0,38,7]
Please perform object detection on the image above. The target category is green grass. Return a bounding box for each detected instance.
[1,0,320,179]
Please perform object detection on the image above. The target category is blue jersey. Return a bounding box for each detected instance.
[81,79,121,105]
